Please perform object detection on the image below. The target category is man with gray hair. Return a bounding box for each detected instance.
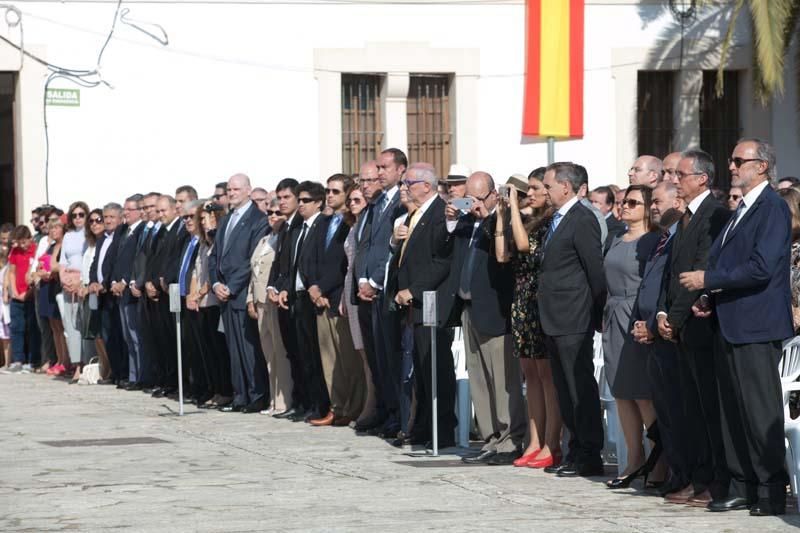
[629,155,664,188]
[538,162,607,478]
[88,201,127,384]
[656,149,730,507]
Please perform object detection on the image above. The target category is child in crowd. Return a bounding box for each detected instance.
[2,226,39,373]
[0,246,10,367]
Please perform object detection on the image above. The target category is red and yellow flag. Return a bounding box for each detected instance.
[522,0,584,138]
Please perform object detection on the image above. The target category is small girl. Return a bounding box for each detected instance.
[0,246,11,367]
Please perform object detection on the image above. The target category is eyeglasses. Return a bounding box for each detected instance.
[252,197,268,203]
[728,194,742,201]
[401,179,425,187]
[266,210,281,216]
[347,198,364,205]
[298,197,316,204]
[675,171,703,180]
[71,211,86,219]
[325,188,343,195]
[728,157,763,168]
[212,193,226,200]
[89,217,103,224]
[124,207,140,212]
[181,214,193,221]
[622,199,645,209]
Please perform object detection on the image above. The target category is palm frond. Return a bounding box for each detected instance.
[748,0,794,103]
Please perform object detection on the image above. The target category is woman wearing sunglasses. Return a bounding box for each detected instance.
[246,198,291,415]
[58,201,90,381]
[602,185,664,489]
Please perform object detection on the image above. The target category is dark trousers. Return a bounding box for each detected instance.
[358,300,383,417]
[100,295,126,380]
[34,287,55,365]
[199,305,232,397]
[137,297,158,386]
[545,331,603,463]
[121,299,143,383]
[221,304,266,407]
[10,299,39,365]
[647,339,688,486]
[411,324,457,443]
[292,291,328,413]
[181,301,209,399]
[278,306,303,410]
[677,327,728,496]
[372,291,403,429]
[153,298,178,389]
[714,333,787,509]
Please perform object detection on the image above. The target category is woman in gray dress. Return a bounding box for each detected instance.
[602,185,660,488]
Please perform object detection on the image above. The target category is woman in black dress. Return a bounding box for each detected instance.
[495,168,562,469]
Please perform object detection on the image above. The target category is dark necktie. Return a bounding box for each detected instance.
[722,200,745,245]
[653,230,670,257]
[682,208,692,228]
[294,222,308,265]
[459,222,481,299]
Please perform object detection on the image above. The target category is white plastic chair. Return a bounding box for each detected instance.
[780,336,800,510]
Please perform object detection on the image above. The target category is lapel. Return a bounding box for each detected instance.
[546,200,580,250]
[372,191,399,236]
[298,214,324,264]
[720,186,767,249]
[403,197,441,254]
[642,233,673,279]
[227,204,252,246]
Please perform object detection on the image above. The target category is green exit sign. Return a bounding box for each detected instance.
[46,88,80,107]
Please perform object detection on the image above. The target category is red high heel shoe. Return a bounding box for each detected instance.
[527,451,562,469]
[513,449,541,467]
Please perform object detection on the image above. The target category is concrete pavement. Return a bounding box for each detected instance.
[0,373,798,532]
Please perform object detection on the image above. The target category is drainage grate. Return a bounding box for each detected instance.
[393,460,483,468]
[39,437,170,448]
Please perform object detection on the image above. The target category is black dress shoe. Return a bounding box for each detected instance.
[545,461,572,474]
[301,409,322,422]
[749,499,785,516]
[557,460,604,478]
[461,450,497,464]
[126,382,143,391]
[219,404,244,413]
[143,387,156,394]
[288,409,310,422]
[487,450,523,466]
[97,378,115,385]
[354,415,386,433]
[273,407,299,419]
[116,380,129,389]
[194,394,214,406]
[708,496,752,512]
[241,401,265,414]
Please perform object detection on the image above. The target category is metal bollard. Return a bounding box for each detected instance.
[423,291,438,457]
[168,284,184,416]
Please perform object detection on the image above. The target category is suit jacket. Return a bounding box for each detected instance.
[705,185,793,344]
[132,222,163,291]
[632,229,675,333]
[269,213,303,291]
[209,203,269,310]
[538,200,607,336]
[307,214,351,317]
[90,225,126,291]
[351,202,376,304]
[291,213,327,300]
[247,234,278,305]
[112,222,145,304]
[148,219,188,293]
[362,189,404,288]
[657,192,730,344]
[439,212,514,338]
[176,235,200,297]
[393,196,452,325]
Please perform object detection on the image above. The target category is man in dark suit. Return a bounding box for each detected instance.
[680,139,791,516]
[351,160,385,432]
[110,194,146,389]
[591,186,626,238]
[210,174,269,413]
[266,178,302,419]
[306,175,365,426]
[632,181,687,495]
[357,148,408,438]
[391,162,456,448]
[656,149,731,506]
[146,195,188,398]
[130,192,163,391]
[538,162,607,478]
[276,181,328,422]
[441,171,526,465]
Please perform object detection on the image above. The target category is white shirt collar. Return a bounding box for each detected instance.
[165,217,180,232]
[740,180,770,209]
[302,211,321,228]
[557,196,581,217]
[604,211,614,219]
[128,220,143,232]
[384,185,399,203]
[687,189,711,215]
[233,200,253,216]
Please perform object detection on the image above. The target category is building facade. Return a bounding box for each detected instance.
[1,0,798,222]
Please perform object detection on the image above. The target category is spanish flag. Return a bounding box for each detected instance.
[522,0,584,139]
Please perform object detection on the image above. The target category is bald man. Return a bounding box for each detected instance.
[209,173,269,412]
[662,152,686,211]
[628,155,663,188]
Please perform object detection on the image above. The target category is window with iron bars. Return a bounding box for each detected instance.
[341,74,384,176]
[637,70,675,161]
[700,70,740,192]
[407,74,452,178]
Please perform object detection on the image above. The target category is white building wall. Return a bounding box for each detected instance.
[3,0,798,221]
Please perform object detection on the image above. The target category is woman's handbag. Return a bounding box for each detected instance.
[78,357,100,385]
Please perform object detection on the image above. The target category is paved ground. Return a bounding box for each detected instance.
[1,374,798,532]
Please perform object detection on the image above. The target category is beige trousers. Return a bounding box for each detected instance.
[317,312,366,419]
[462,308,527,453]
[256,302,293,412]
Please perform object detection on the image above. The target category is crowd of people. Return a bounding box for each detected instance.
[1,139,797,517]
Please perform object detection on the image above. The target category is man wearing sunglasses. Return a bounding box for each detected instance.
[679,139,790,516]
[212,181,230,212]
[656,149,731,508]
